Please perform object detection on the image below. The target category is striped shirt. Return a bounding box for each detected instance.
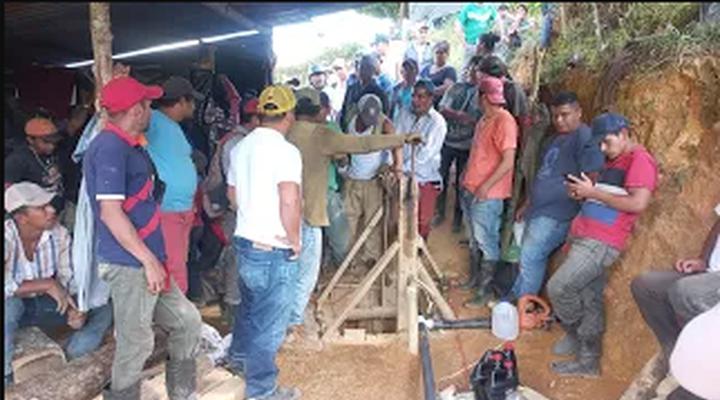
[4,218,74,299]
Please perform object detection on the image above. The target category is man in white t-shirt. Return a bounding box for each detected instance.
[630,202,720,400]
[225,85,302,400]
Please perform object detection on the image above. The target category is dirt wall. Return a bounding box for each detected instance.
[556,55,720,389]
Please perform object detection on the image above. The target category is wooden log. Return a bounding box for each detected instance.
[418,238,443,280]
[10,327,66,385]
[405,173,420,354]
[346,306,397,320]
[618,352,666,400]
[396,176,409,332]
[89,2,113,120]
[417,260,456,321]
[6,329,169,400]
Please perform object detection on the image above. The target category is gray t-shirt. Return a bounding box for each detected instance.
[438,82,482,151]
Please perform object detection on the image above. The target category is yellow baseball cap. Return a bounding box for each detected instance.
[258,85,296,116]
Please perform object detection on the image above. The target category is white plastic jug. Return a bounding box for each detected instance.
[491,301,519,341]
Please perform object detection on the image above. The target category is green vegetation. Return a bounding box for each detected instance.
[541,3,718,84]
[275,43,364,86]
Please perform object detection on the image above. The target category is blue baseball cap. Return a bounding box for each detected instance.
[591,112,630,140]
[308,65,327,76]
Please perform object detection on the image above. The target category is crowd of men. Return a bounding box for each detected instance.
[4,3,719,400]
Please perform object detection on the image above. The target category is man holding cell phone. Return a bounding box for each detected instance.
[504,92,604,301]
[546,112,659,377]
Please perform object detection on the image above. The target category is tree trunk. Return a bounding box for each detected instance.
[6,330,169,400]
[591,3,604,50]
[89,2,113,123]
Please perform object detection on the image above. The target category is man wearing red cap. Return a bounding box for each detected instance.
[4,117,66,213]
[462,75,518,309]
[83,76,201,399]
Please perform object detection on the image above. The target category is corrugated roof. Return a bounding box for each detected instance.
[4,2,367,67]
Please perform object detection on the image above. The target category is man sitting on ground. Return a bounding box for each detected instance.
[5,117,66,215]
[547,112,658,377]
[631,201,720,400]
[504,92,604,299]
[286,88,420,344]
[4,182,112,386]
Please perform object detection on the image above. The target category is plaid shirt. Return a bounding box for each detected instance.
[4,218,75,299]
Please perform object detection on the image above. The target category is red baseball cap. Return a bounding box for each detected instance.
[479,76,506,105]
[100,76,164,113]
[243,98,259,115]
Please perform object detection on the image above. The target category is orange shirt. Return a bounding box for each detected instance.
[462,108,518,199]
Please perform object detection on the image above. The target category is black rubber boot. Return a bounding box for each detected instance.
[464,261,497,309]
[551,337,601,378]
[433,190,447,227]
[452,204,463,233]
[552,323,580,356]
[459,249,483,290]
[102,381,141,400]
[166,358,198,400]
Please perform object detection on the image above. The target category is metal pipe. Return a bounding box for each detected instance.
[419,324,436,400]
[420,316,492,331]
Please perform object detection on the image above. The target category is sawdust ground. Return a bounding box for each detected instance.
[202,186,628,400]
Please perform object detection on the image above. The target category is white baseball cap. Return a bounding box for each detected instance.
[4,182,55,213]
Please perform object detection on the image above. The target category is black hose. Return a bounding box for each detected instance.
[428,317,492,330]
[419,324,436,400]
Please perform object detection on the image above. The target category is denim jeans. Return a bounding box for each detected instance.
[288,220,323,326]
[508,215,570,299]
[460,189,504,262]
[228,237,296,398]
[547,237,620,339]
[4,295,113,382]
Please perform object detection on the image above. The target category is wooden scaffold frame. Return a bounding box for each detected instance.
[316,146,456,354]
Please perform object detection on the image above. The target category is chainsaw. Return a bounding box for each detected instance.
[517,295,553,331]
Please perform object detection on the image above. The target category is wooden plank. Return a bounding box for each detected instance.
[317,207,384,307]
[396,176,409,332]
[406,174,420,354]
[200,375,244,400]
[346,306,397,320]
[417,259,456,321]
[418,238,444,280]
[322,242,400,340]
